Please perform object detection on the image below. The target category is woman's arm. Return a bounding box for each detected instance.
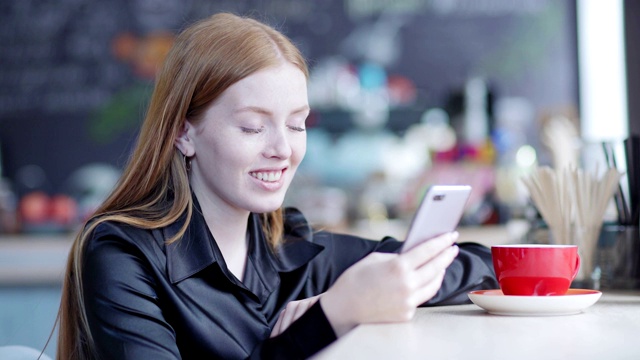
[271,213,497,337]
[82,236,181,359]
[307,227,497,306]
[319,232,460,336]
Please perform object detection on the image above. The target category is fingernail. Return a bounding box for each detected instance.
[450,244,459,253]
[450,231,459,241]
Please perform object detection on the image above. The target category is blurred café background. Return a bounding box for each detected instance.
[0,0,638,357]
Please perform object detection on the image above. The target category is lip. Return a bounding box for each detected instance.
[249,167,288,191]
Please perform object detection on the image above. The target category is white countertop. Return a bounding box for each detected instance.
[312,290,640,360]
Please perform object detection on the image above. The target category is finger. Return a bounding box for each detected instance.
[408,244,458,292]
[271,296,322,338]
[401,232,458,269]
[275,305,298,337]
[291,299,314,323]
[278,303,299,334]
[299,295,319,313]
[409,268,448,306]
[416,244,459,279]
[294,295,320,321]
[278,297,315,335]
[271,310,285,337]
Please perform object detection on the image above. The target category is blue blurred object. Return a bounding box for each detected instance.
[357,62,387,90]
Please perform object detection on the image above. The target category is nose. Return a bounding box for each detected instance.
[264,127,292,159]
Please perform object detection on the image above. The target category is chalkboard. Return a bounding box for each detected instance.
[0,0,578,196]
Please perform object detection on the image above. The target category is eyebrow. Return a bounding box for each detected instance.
[234,105,310,116]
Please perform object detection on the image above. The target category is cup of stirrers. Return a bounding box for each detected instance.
[522,166,623,282]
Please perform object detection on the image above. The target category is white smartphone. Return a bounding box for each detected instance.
[401,185,472,253]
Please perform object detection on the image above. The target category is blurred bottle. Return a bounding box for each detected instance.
[0,179,19,234]
[17,191,79,233]
[0,143,19,233]
[463,77,490,147]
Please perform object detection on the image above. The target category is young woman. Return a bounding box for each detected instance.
[56,12,497,359]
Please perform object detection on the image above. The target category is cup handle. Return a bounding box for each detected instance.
[572,254,581,280]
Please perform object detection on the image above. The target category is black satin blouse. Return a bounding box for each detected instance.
[82,202,497,359]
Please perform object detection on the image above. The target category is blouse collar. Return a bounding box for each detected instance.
[164,198,324,286]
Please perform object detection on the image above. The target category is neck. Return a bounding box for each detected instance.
[193,191,250,281]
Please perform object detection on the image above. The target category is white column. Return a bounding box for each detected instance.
[577,0,628,142]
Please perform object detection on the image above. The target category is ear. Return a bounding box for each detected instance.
[174,120,196,157]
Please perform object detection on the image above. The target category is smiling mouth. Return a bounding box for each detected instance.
[249,170,283,182]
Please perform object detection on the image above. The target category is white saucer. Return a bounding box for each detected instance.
[468,289,602,316]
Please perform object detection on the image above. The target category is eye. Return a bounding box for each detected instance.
[287,125,306,132]
[241,127,264,134]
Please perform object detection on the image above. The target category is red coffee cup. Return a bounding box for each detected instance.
[491,244,581,296]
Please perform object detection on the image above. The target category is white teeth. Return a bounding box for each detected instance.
[251,170,282,182]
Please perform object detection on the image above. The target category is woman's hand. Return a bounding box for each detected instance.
[270,294,322,338]
[320,232,460,337]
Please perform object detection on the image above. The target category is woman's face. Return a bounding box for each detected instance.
[176,62,309,215]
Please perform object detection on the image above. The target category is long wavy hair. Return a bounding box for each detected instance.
[54,12,308,359]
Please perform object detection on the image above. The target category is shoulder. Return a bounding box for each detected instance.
[84,219,167,260]
[81,219,172,289]
[282,207,313,241]
[282,207,342,246]
[282,207,398,250]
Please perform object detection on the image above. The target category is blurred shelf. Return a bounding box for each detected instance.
[0,234,72,286]
[0,221,527,286]
[345,219,526,248]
